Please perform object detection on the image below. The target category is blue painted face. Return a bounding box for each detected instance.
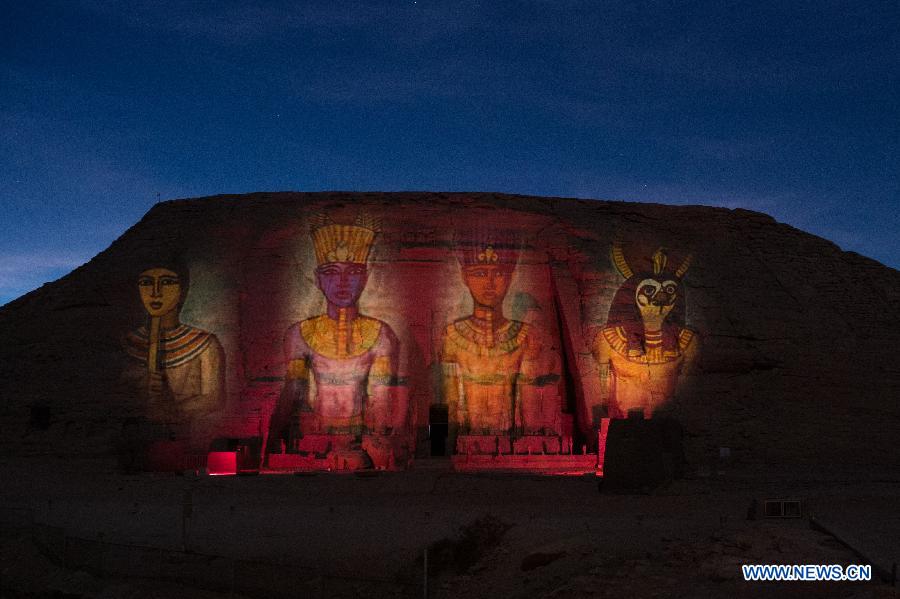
[315,262,368,308]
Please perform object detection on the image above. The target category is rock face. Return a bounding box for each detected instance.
[1,192,898,471]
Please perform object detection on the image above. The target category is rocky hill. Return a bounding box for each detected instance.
[1,192,898,472]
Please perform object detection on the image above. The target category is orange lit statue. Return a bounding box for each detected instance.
[266,216,402,463]
[441,241,558,450]
[591,244,698,419]
[123,260,225,451]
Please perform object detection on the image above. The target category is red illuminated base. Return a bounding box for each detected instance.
[266,434,410,472]
[267,453,342,472]
[456,435,575,456]
[144,441,207,472]
[451,453,599,475]
[451,435,596,475]
[207,451,237,475]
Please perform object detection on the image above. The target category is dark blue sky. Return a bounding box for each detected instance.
[1,1,897,305]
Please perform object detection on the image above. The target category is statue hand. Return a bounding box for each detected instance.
[144,371,178,422]
[147,370,166,396]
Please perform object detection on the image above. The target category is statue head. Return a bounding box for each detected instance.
[634,274,679,328]
[607,242,691,351]
[315,261,368,308]
[136,258,189,319]
[138,268,182,318]
[462,263,513,308]
[457,242,518,310]
[310,214,377,309]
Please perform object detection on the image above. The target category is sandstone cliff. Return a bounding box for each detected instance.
[1,192,897,471]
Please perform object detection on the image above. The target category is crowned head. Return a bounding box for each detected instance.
[455,235,519,309]
[310,213,379,308]
[606,241,693,350]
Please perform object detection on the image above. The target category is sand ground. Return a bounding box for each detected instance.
[0,457,897,598]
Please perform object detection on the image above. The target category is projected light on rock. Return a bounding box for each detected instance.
[441,235,564,456]
[121,259,226,471]
[111,201,692,475]
[591,242,698,419]
[265,213,406,471]
[6,191,896,482]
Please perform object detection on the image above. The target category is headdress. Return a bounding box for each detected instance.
[605,240,694,354]
[611,241,692,280]
[310,213,379,266]
[454,231,520,268]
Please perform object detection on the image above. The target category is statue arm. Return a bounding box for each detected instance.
[369,324,399,386]
[142,369,177,422]
[520,324,559,384]
[680,330,700,375]
[516,325,556,434]
[590,329,613,423]
[179,336,226,417]
[266,326,311,454]
[440,335,465,431]
[266,377,308,452]
[368,324,407,433]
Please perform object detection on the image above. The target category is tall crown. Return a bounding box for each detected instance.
[611,240,693,280]
[310,213,379,265]
[454,230,520,268]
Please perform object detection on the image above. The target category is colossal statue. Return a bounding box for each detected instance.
[591,243,698,419]
[122,259,226,463]
[265,215,404,468]
[441,239,561,454]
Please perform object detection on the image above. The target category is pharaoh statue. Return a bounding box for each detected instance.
[591,243,698,419]
[441,238,561,454]
[265,215,403,469]
[122,259,226,464]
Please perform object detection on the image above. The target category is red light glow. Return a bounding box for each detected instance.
[207,451,237,476]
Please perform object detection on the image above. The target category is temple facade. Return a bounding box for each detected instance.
[8,192,889,474]
[107,200,701,473]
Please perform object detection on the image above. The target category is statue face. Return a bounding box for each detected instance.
[462,264,512,308]
[316,262,368,308]
[138,268,182,317]
[635,277,677,320]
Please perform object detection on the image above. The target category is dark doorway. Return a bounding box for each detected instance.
[429,404,449,456]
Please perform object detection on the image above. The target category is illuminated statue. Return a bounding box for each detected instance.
[266,215,401,460]
[123,260,225,450]
[591,243,698,419]
[441,240,559,447]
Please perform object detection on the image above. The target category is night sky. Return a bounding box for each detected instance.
[1,1,897,306]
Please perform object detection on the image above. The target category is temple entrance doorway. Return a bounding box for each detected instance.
[428,404,449,456]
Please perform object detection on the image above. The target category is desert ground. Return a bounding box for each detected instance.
[1,457,897,598]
